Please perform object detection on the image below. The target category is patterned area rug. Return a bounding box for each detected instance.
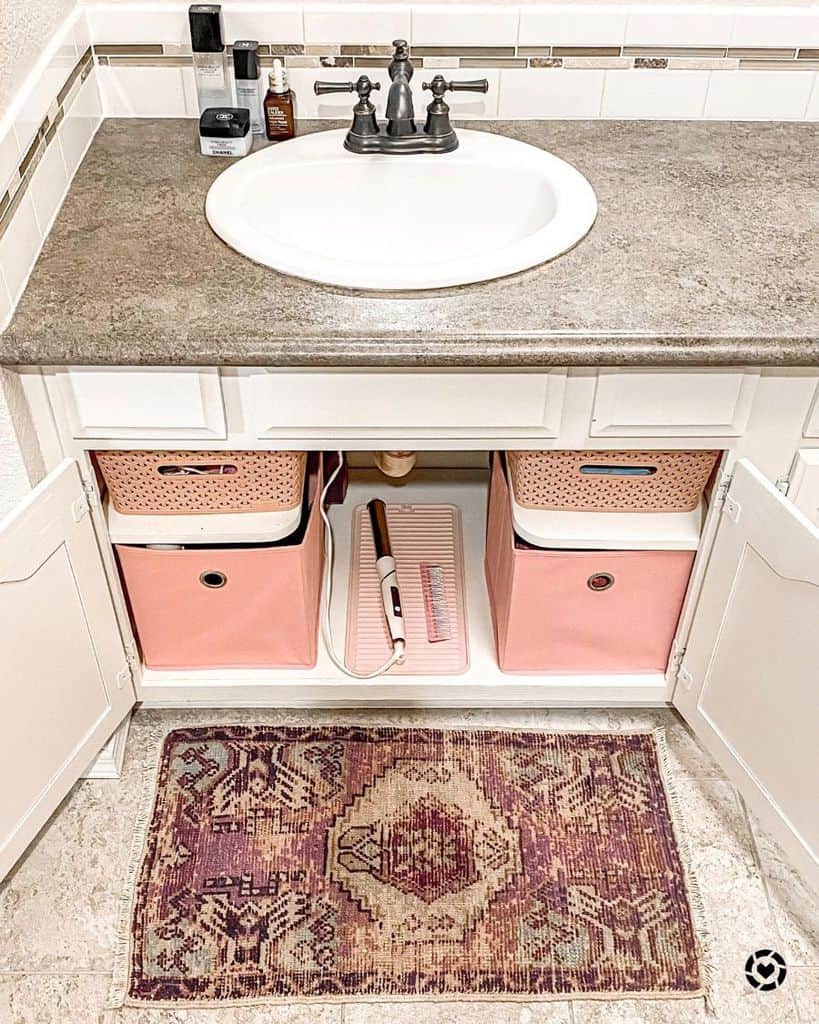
[110,727,708,1008]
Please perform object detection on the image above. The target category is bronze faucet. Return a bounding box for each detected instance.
[314,40,488,154]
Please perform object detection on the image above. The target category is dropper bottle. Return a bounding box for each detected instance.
[264,59,296,141]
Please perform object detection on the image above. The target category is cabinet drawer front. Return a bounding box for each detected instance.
[55,367,226,440]
[246,370,566,437]
[590,369,759,437]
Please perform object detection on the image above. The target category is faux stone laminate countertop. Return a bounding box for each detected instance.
[1,118,817,367]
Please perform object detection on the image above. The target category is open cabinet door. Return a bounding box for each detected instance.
[0,460,135,879]
[674,458,819,894]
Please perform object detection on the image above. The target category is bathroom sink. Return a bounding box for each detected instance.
[205,128,597,290]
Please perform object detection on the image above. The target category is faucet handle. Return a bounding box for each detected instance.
[422,75,489,98]
[447,78,490,94]
[314,76,381,102]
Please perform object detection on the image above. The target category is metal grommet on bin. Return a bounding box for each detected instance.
[587,571,614,592]
[200,570,227,589]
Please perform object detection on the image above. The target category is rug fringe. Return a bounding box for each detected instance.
[652,726,715,1015]
[106,756,163,1011]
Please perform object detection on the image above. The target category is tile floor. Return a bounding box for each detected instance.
[0,706,816,1024]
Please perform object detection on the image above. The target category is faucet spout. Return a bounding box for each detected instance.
[385,78,416,135]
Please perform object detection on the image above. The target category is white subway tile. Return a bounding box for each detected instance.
[705,69,815,120]
[412,6,519,48]
[498,68,605,118]
[29,136,69,235]
[14,41,77,152]
[57,76,102,178]
[807,74,819,120]
[97,66,189,118]
[518,5,627,48]
[86,7,189,45]
[72,9,93,55]
[626,8,735,47]
[223,7,304,44]
[304,6,410,45]
[731,10,819,49]
[181,68,201,118]
[0,267,12,331]
[412,70,500,119]
[0,129,21,195]
[602,68,709,118]
[0,192,42,304]
[287,67,392,118]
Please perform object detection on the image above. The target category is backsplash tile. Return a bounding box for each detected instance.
[28,135,68,236]
[0,192,41,303]
[0,131,21,195]
[807,76,819,118]
[412,6,519,48]
[97,65,189,118]
[304,6,410,45]
[498,67,605,119]
[625,10,735,48]
[704,68,816,120]
[731,11,819,50]
[602,68,710,119]
[222,6,304,44]
[518,6,627,48]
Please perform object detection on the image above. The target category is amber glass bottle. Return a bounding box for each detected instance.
[264,59,296,141]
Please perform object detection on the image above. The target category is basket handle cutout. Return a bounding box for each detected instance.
[579,464,657,477]
[158,464,239,476]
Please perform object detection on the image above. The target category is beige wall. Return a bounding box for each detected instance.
[0,0,76,119]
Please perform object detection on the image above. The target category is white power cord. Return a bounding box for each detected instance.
[319,452,406,679]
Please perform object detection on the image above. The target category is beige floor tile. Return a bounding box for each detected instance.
[344,1002,571,1024]
[671,779,800,1022]
[748,813,819,967]
[0,775,142,972]
[572,995,708,1023]
[0,972,109,1024]
[788,966,819,1022]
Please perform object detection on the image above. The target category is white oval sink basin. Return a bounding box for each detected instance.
[205,128,597,290]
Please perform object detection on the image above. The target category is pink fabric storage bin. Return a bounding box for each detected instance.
[115,460,323,670]
[485,454,694,673]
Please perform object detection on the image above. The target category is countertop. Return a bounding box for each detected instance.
[1,118,817,367]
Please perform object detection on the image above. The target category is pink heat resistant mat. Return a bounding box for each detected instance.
[346,503,469,676]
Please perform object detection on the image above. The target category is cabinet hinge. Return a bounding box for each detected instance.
[124,639,140,676]
[670,643,686,676]
[71,491,90,522]
[775,475,790,496]
[116,663,132,690]
[82,479,100,507]
[715,470,733,505]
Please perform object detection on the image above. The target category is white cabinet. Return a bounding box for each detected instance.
[590,368,759,437]
[242,369,567,439]
[51,367,226,440]
[789,450,819,527]
[804,384,819,438]
[0,461,135,880]
[674,459,819,894]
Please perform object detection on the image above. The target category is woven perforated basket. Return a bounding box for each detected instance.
[96,450,307,515]
[506,449,719,513]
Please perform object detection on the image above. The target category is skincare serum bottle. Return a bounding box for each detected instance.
[233,40,264,135]
[189,4,232,114]
[264,60,296,141]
